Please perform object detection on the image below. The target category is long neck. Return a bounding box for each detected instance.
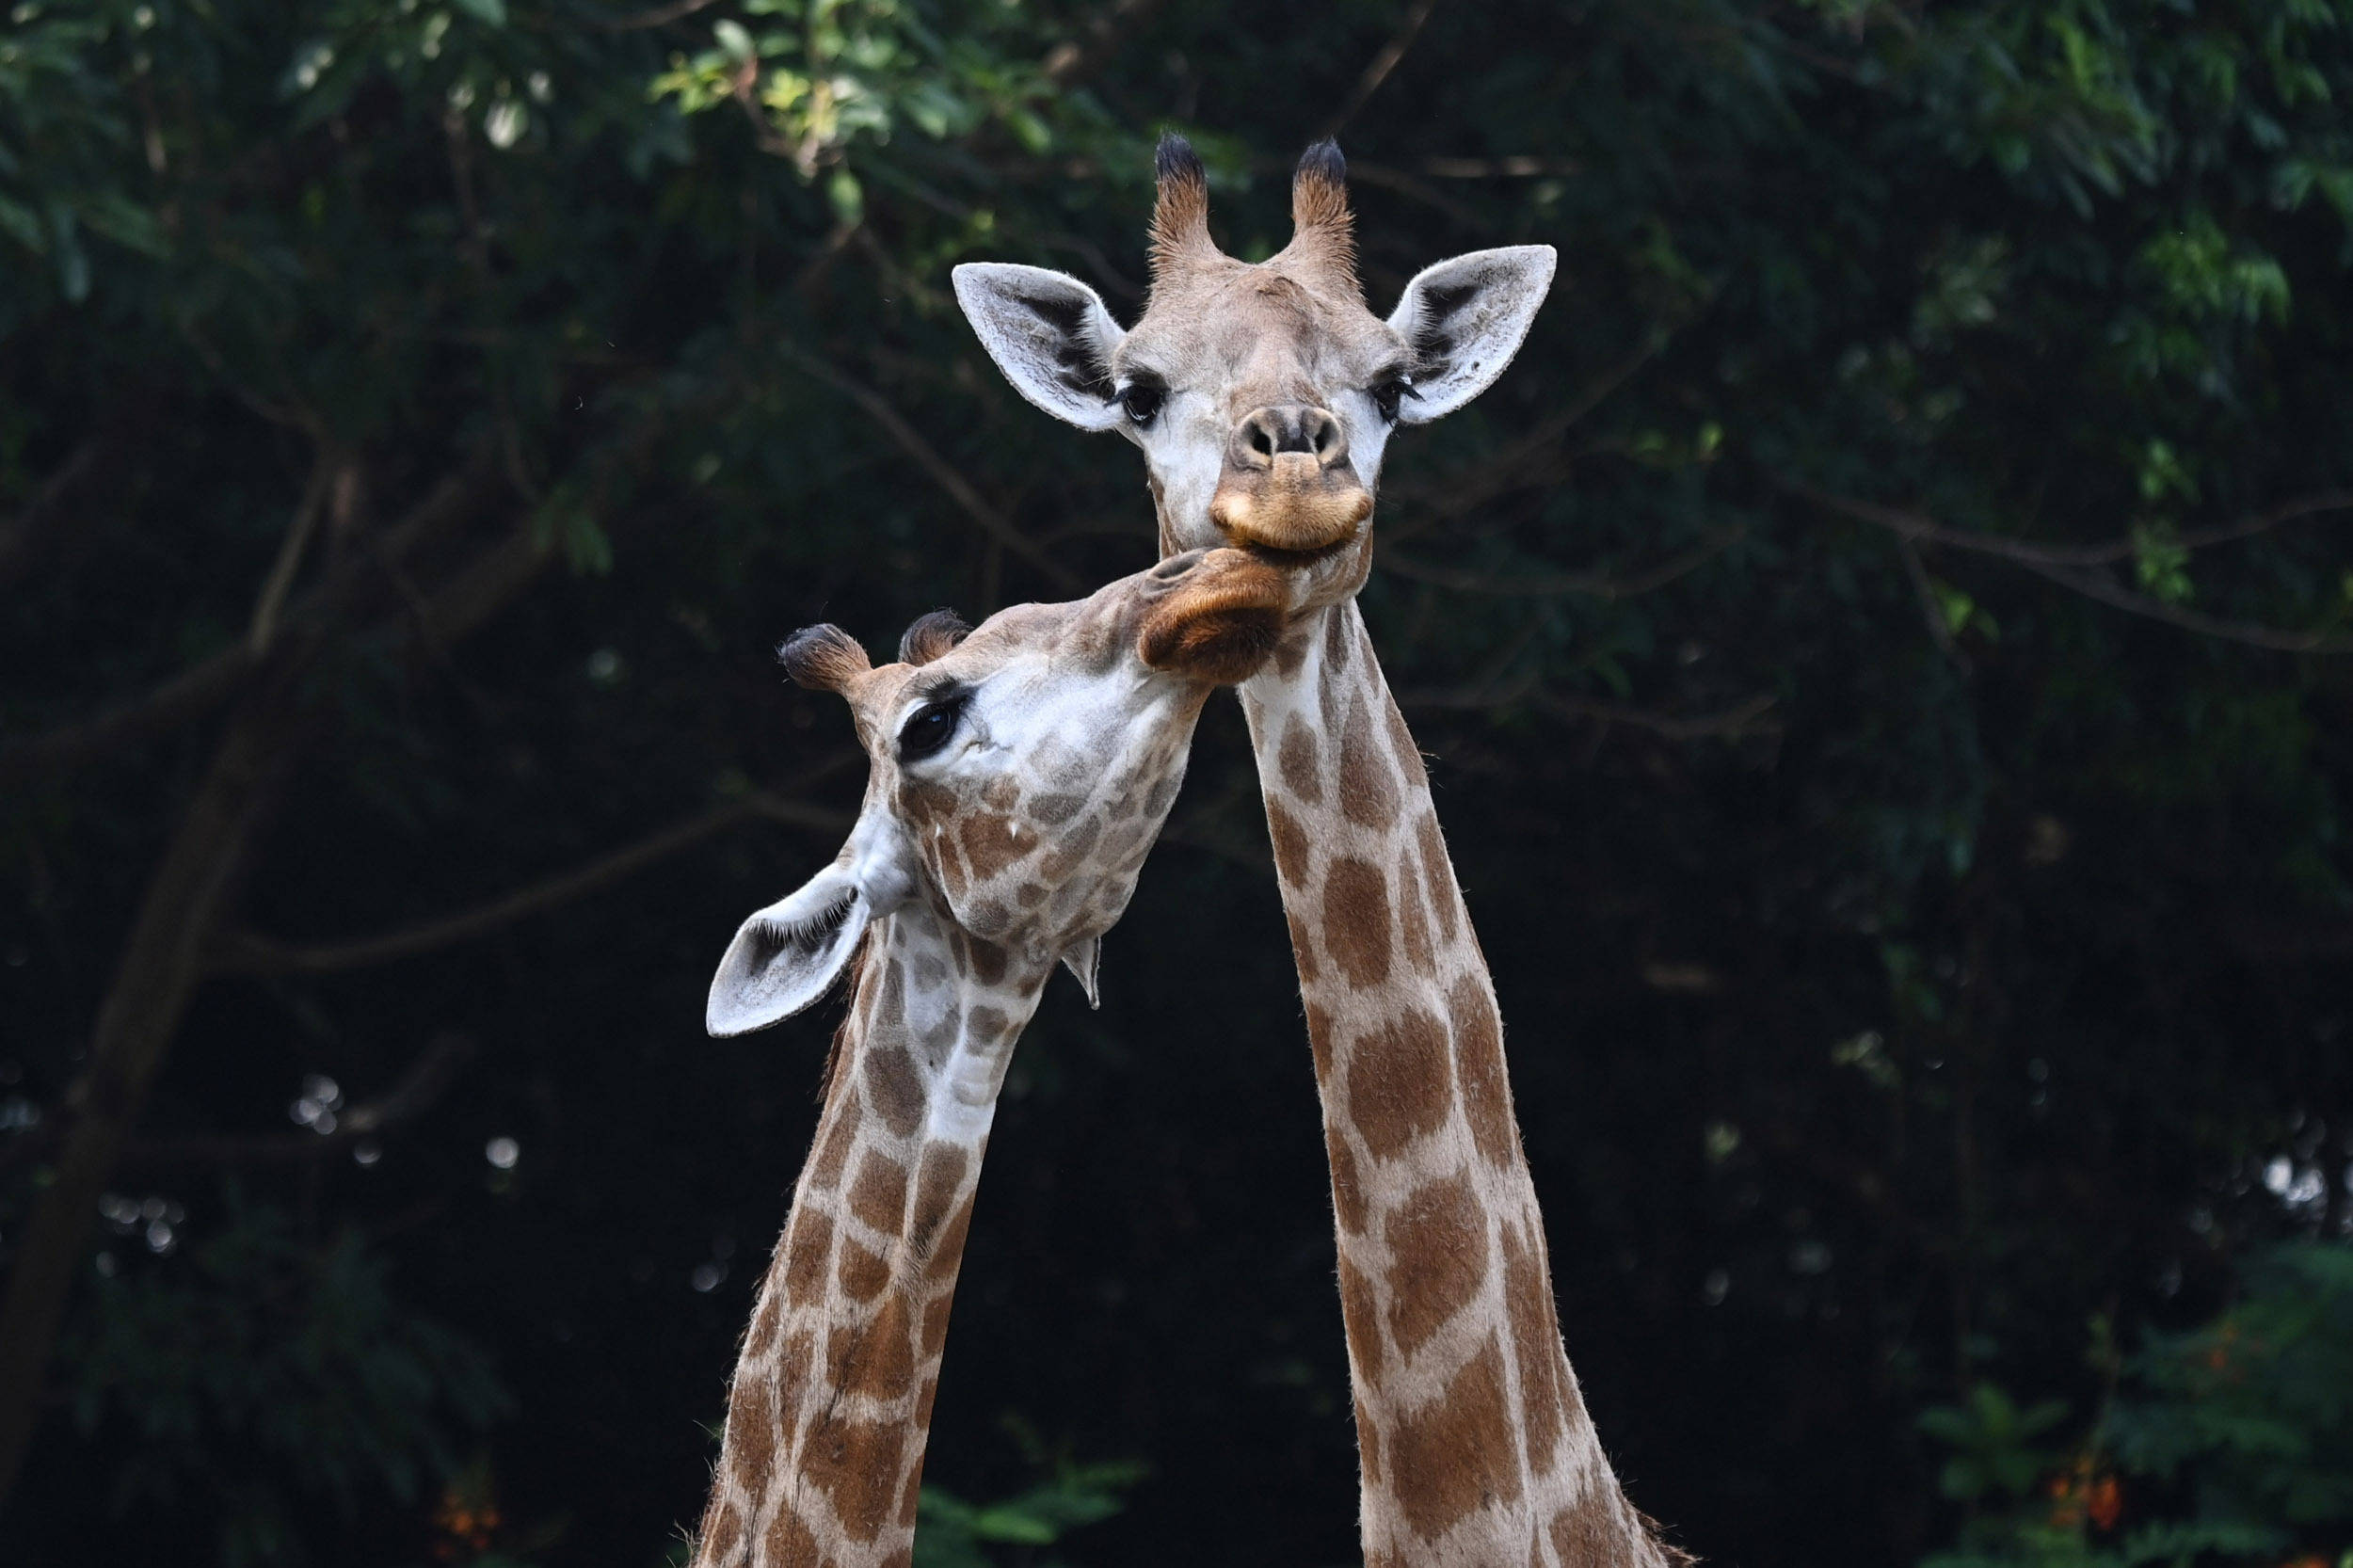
[1239,601,1670,1567]
[694,906,1047,1568]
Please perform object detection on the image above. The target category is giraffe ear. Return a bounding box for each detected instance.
[1385,246,1557,424]
[952,264,1128,433]
[1060,936,1102,1010]
[707,863,871,1037]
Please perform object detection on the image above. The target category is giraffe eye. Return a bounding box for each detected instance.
[1118,382,1165,426]
[1370,377,1410,423]
[898,691,969,763]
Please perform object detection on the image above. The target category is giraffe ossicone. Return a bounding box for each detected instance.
[691,546,1322,1568]
[958,139,1687,1566]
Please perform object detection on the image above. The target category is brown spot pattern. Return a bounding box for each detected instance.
[1279,718,1325,805]
[959,812,1032,882]
[837,1241,890,1302]
[1449,975,1518,1167]
[1397,843,1434,974]
[1503,1221,1569,1476]
[1337,1254,1385,1386]
[727,1372,777,1490]
[1287,912,1321,984]
[781,1211,835,1306]
[1345,1006,1454,1160]
[1383,1171,1490,1360]
[1384,690,1429,789]
[1355,1396,1384,1486]
[1322,857,1392,989]
[849,1150,909,1235]
[968,936,1009,985]
[1267,799,1313,889]
[1338,698,1401,828]
[1326,1126,1368,1235]
[1417,812,1459,943]
[908,1144,971,1261]
[1386,1336,1523,1540]
[761,1505,823,1567]
[863,1045,924,1137]
[829,1292,915,1403]
[1304,1002,1336,1080]
[803,1415,908,1544]
[924,1194,974,1284]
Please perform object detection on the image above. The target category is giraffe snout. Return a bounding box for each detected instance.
[1210,405,1371,555]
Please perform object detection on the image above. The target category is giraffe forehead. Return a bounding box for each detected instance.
[1123,264,1398,393]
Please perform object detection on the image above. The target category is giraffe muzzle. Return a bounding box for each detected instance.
[1136,548,1291,685]
[1209,404,1372,553]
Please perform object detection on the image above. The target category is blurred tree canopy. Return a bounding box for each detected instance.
[2,0,2350,1563]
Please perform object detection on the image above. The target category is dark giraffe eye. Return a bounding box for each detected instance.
[897,691,969,763]
[1371,377,1410,423]
[1118,382,1165,425]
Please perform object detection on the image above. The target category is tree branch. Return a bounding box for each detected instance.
[1321,0,1442,140]
[0,439,103,589]
[118,1033,475,1173]
[1785,478,2353,652]
[786,345,1082,593]
[1380,525,1740,599]
[213,787,854,977]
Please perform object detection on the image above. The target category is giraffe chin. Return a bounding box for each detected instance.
[1136,551,1289,686]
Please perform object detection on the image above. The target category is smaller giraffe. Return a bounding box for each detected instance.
[691,546,1325,1568]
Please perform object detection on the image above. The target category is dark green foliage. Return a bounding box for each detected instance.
[3,0,2351,1563]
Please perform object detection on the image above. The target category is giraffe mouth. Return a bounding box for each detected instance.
[1137,550,1290,685]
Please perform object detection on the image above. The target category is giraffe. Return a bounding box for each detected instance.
[954,139,1685,1564]
[690,545,1332,1567]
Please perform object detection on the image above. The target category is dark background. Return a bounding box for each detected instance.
[4,2,2351,1563]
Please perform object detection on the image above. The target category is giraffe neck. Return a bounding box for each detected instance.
[1240,600,1670,1567]
[693,903,1049,1568]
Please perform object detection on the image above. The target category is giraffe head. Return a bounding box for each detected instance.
[707,547,1301,1037]
[953,136,1555,597]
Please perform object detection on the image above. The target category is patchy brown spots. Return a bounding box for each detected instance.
[895,776,956,830]
[967,1007,1011,1043]
[746,1272,789,1356]
[849,1150,909,1235]
[1551,1496,1634,1565]
[901,1466,925,1528]
[802,1414,908,1544]
[1324,604,1353,675]
[982,776,1020,812]
[924,1194,975,1284]
[829,1291,916,1403]
[837,1240,891,1303]
[1449,974,1518,1167]
[874,961,908,1034]
[1267,799,1313,889]
[913,1371,941,1428]
[960,812,1032,883]
[1345,1006,1453,1160]
[1337,1253,1385,1387]
[1417,812,1459,944]
[1397,843,1434,974]
[908,1144,970,1262]
[920,1288,956,1361]
[1038,814,1103,883]
[760,1503,823,1567]
[726,1371,777,1491]
[1338,697,1401,829]
[1386,1335,1523,1540]
[1287,911,1321,984]
[1384,1170,1489,1359]
[1354,1396,1384,1486]
[1145,771,1182,820]
[1503,1221,1570,1476]
[936,838,969,899]
[698,1500,744,1566]
[968,936,1009,986]
[1279,718,1325,805]
[1322,857,1392,988]
[1384,689,1429,790]
[1275,623,1312,678]
[864,1044,925,1137]
[1016,880,1048,907]
[1304,1002,1336,1080]
[1327,1126,1368,1235]
[1030,791,1085,824]
[781,1210,835,1306]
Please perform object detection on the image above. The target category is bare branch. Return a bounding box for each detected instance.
[247,453,333,655]
[1785,478,2353,652]
[1321,0,1441,140]
[0,440,103,589]
[787,345,1083,593]
[213,788,854,977]
[120,1034,475,1173]
[0,461,501,785]
[1380,525,1740,599]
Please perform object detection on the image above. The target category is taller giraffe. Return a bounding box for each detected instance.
[956,140,1682,1564]
[690,548,1321,1568]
